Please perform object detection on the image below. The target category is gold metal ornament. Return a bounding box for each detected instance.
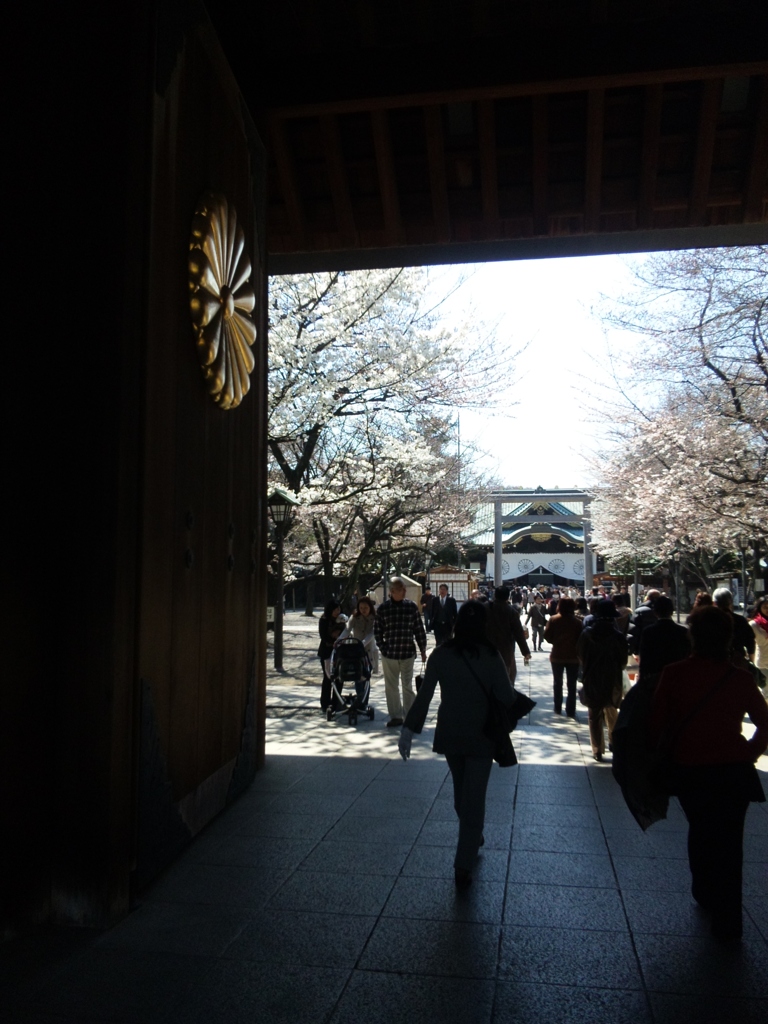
[189,192,256,410]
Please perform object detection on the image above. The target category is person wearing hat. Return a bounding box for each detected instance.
[577,598,629,761]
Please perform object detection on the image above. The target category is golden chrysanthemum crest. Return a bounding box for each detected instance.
[189,192,256,410]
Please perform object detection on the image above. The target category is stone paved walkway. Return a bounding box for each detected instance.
[3,612,767,1024]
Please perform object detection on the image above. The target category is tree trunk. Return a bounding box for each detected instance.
[305,579,315,616]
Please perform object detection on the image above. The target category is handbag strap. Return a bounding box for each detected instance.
[460,651,492,701]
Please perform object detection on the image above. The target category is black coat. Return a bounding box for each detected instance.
[638,618,691,681]
[430,595,458,634]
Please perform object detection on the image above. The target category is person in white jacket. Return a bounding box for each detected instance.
[338,596,379,672]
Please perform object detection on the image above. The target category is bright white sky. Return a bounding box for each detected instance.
[432,253,648,490]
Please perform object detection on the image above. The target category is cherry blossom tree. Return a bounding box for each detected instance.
[590,246,767,584]
[268,268,515,599]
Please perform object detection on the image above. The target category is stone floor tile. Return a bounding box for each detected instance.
[514,785,596,806]
[267,792,357,817]
[199,835,315,871]
[363,778,443,800]
[233,811,340,840]
[329,970,494,1024]
[285,775,372,796]
[96,901,254,957]
[604,828,688,860]
[634,932,768,997]
[297,839,413,876]
[621,890,715,937]
[498,926,643,990]
[346,793,438,818]
[511,824,608,855]
[383,874,505,924]
[512,803,602,828]
[492,982,653,1024]
[743,861,768,895]
[357,917,500,978]
[611,855,692,893]
[649,991,768,1024]
[266,869,396,916]
[507,850,616,889]
[746,896,768,941]
[415,819,512,850]
[34,950,216,1023]
[325,814,423,845]
[168,959,350,1024]
[516,765,591,789]
[403,845,509,881]
[503,884,627,931]
[141,861,287,908]
[223,910,376,968]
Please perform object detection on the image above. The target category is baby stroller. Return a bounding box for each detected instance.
[326,637,375,726]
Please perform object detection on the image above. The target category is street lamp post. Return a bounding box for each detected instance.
[267,488,299,671]
[673,550,682,623]
[737,535,748,611]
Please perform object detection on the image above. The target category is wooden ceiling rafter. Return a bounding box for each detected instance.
[266,62,768,122]
[743,75,768,223]
[320,114,358,248]
[585,89,605,233]
[532,94,549,236]
[689,78,724,226]
[638,84,663,230]
[269,119,307,250]
[424,105,451,244]
[370,109,404,245]
[477,99,500,240]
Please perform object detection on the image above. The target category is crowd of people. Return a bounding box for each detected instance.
[315,580,768,937]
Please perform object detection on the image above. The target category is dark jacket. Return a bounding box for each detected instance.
[430,594,458,635]
[628,602,657,655]
[526,603,548,629]
[578,619,628,709]
[404,643,516,757]
[485,599,531,680]
[638,618,691,683]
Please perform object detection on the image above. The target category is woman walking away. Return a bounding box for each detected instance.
[318,599,345,710]
[577,599,628,761]
[398,601,518,890]
[543,597,583,716]
[651,605,768,943]
[339,595,379,673]
[750,597,768,695]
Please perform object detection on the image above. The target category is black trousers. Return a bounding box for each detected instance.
[551,661,579,715]
[444,754,493,872]
[676,763,758,940]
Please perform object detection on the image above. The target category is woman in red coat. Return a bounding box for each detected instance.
[650,606,768,943]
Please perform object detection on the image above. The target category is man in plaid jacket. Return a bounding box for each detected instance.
[374,577,427,728]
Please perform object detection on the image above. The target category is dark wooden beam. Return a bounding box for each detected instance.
[478,100,499,239]
[320,114,358,248]
[271,63,768,120]
[424,105,451,244]
[638,84,663,229]
[269,118,307,250]
[744,75,768,222]
[370,109,403,245]
[268,222,768,275]
[532,95,548,236]
[689,78,723,226]
[585,89,604,233]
